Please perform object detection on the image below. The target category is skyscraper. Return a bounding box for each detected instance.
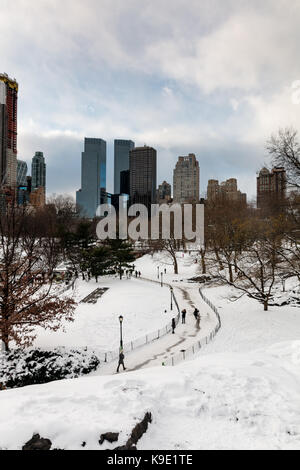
[207,178,247,204]
[129,145,157,209]
[157,180,172,203]
[0,73,18,187]
[173,154,200,203]
[114,139,135,194]
[257,167,286,209]
[17,160,28,187]
[76,138,106,218]
[32,152,46,190]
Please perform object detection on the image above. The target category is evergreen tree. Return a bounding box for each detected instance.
[106,239,136,279]
[86,246,111,282]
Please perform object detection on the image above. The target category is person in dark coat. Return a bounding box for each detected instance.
[193,308,199,320]
[181,309,186,324]
[117,352,126,372]
[171,318,176,334]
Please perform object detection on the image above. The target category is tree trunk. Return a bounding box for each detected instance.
[1,330,9,352]
[264,299,268,311]
[200,250,206,274]
[174,257,178,274]
[228,262,233,283]
[214,247,223,270]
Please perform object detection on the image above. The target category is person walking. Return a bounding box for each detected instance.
[138,271,141,278]
[164,268,167,274]
[172,317,176,334]
[193,308,199,320]
[117,352,126,373]
[181,309,186,324]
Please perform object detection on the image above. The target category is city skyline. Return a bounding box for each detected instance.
[1,1,299,200]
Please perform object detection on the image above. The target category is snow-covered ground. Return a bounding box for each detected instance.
[134,251,200,283]
[1,252,300,450]
[33,277,174,353]
[1,340,300,450]
[201,280,300,355]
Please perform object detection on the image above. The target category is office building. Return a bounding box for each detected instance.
[32,151,46,191]
[76,138,107,218]
[30,186,46,208]
[157,180,172,203]
[114,139,134,194]
[257,167,286,209]
[207,178,247,204]
[17,159,28,186]
[173,154,199,203]
[129,145,157,209]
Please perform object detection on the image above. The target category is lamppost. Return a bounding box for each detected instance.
[157,266,160,279]
[119,315,124,352]
[170,286,173,310]
[160,272,163,287]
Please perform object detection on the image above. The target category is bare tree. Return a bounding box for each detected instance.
[148,238,179,274]
[211,217,283,311]
[0,203,76,352]
[267,127,300,188]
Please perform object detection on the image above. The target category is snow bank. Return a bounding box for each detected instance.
[1,341,300,450]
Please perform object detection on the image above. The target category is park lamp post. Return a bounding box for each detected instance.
[157,265,160,279]
[119,315,124,352]
[160,272,163,287]
[170,286,173,311]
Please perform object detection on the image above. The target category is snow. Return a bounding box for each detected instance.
[200,281,300,355]
[1,341,300,450]
[33,277,174,353]
[1,252,300,450]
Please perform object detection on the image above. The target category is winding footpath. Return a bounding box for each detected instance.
[93,277,220,376]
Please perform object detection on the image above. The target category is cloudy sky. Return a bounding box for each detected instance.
[1,0,300,200]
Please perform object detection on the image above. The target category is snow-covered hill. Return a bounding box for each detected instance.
[1,340,300,450]
[1,252,300,450]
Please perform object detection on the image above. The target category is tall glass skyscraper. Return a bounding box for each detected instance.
[76,138,106,218]
[17,159,28,186]
[32,151,46,190]
[114,139,134,194]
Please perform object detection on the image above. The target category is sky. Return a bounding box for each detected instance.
[1,0,300,201]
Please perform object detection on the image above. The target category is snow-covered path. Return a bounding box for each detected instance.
[93,277,219,375]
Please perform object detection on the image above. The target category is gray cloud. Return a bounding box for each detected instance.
[1,0,300,199]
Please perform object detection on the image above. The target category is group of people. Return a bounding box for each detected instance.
[181,307,200,324]
[123,268,142,279]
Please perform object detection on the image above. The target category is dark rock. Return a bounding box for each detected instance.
[22,434,52,451]
[99,432,119,445]
[129,412,152,446]
[113,412,152,450]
